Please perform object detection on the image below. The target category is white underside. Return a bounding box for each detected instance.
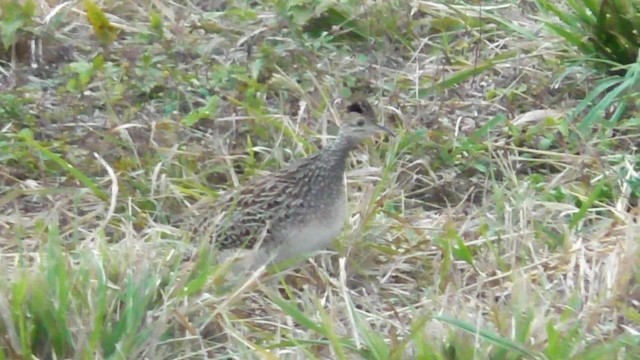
[219,195,347,273]
[275,198,347,262]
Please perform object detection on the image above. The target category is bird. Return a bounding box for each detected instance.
[181,98,395,271]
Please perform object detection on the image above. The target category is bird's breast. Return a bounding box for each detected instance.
[272,189,347,263]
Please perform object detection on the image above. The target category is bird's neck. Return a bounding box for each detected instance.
[321,135,357,173]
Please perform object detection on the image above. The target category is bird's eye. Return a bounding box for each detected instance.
[356,119,365,126]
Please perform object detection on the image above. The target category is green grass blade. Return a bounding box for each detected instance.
[18,129,108,201]
[565,0,597,26]
[10,274,31,358]
[576,334,640,360]
[419,51,516,97]
[434,315,544,360]
[346,298,390,360]
[483,13,537,40]
[568,77,624,129]
[267,292,360,354]
[580,79,633,133]
[44,225,74,355]
[543,22,592,52]
[469,114,507,142]
[268,292,327,336]
[317,303,348,360]
[569,180,605,230]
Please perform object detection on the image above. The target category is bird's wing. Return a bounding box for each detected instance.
[186,172,300,250]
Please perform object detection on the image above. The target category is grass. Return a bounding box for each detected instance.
[1,0,640,359]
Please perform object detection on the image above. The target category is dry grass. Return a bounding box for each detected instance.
[0,0,639,359]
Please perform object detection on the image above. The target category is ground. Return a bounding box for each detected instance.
[0,0,639,359]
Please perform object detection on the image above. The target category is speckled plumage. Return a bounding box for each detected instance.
[183,99,394,267]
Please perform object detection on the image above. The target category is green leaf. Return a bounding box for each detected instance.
[181,95,221,127]
[452,232,474,265]
[0,0,35,50]
[289,4,314,26]
[149,11,163,38]
[84,0,119,46]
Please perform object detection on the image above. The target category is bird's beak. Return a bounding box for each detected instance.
[377,124,396,137]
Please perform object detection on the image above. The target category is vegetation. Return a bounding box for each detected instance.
[0,0,639,358]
